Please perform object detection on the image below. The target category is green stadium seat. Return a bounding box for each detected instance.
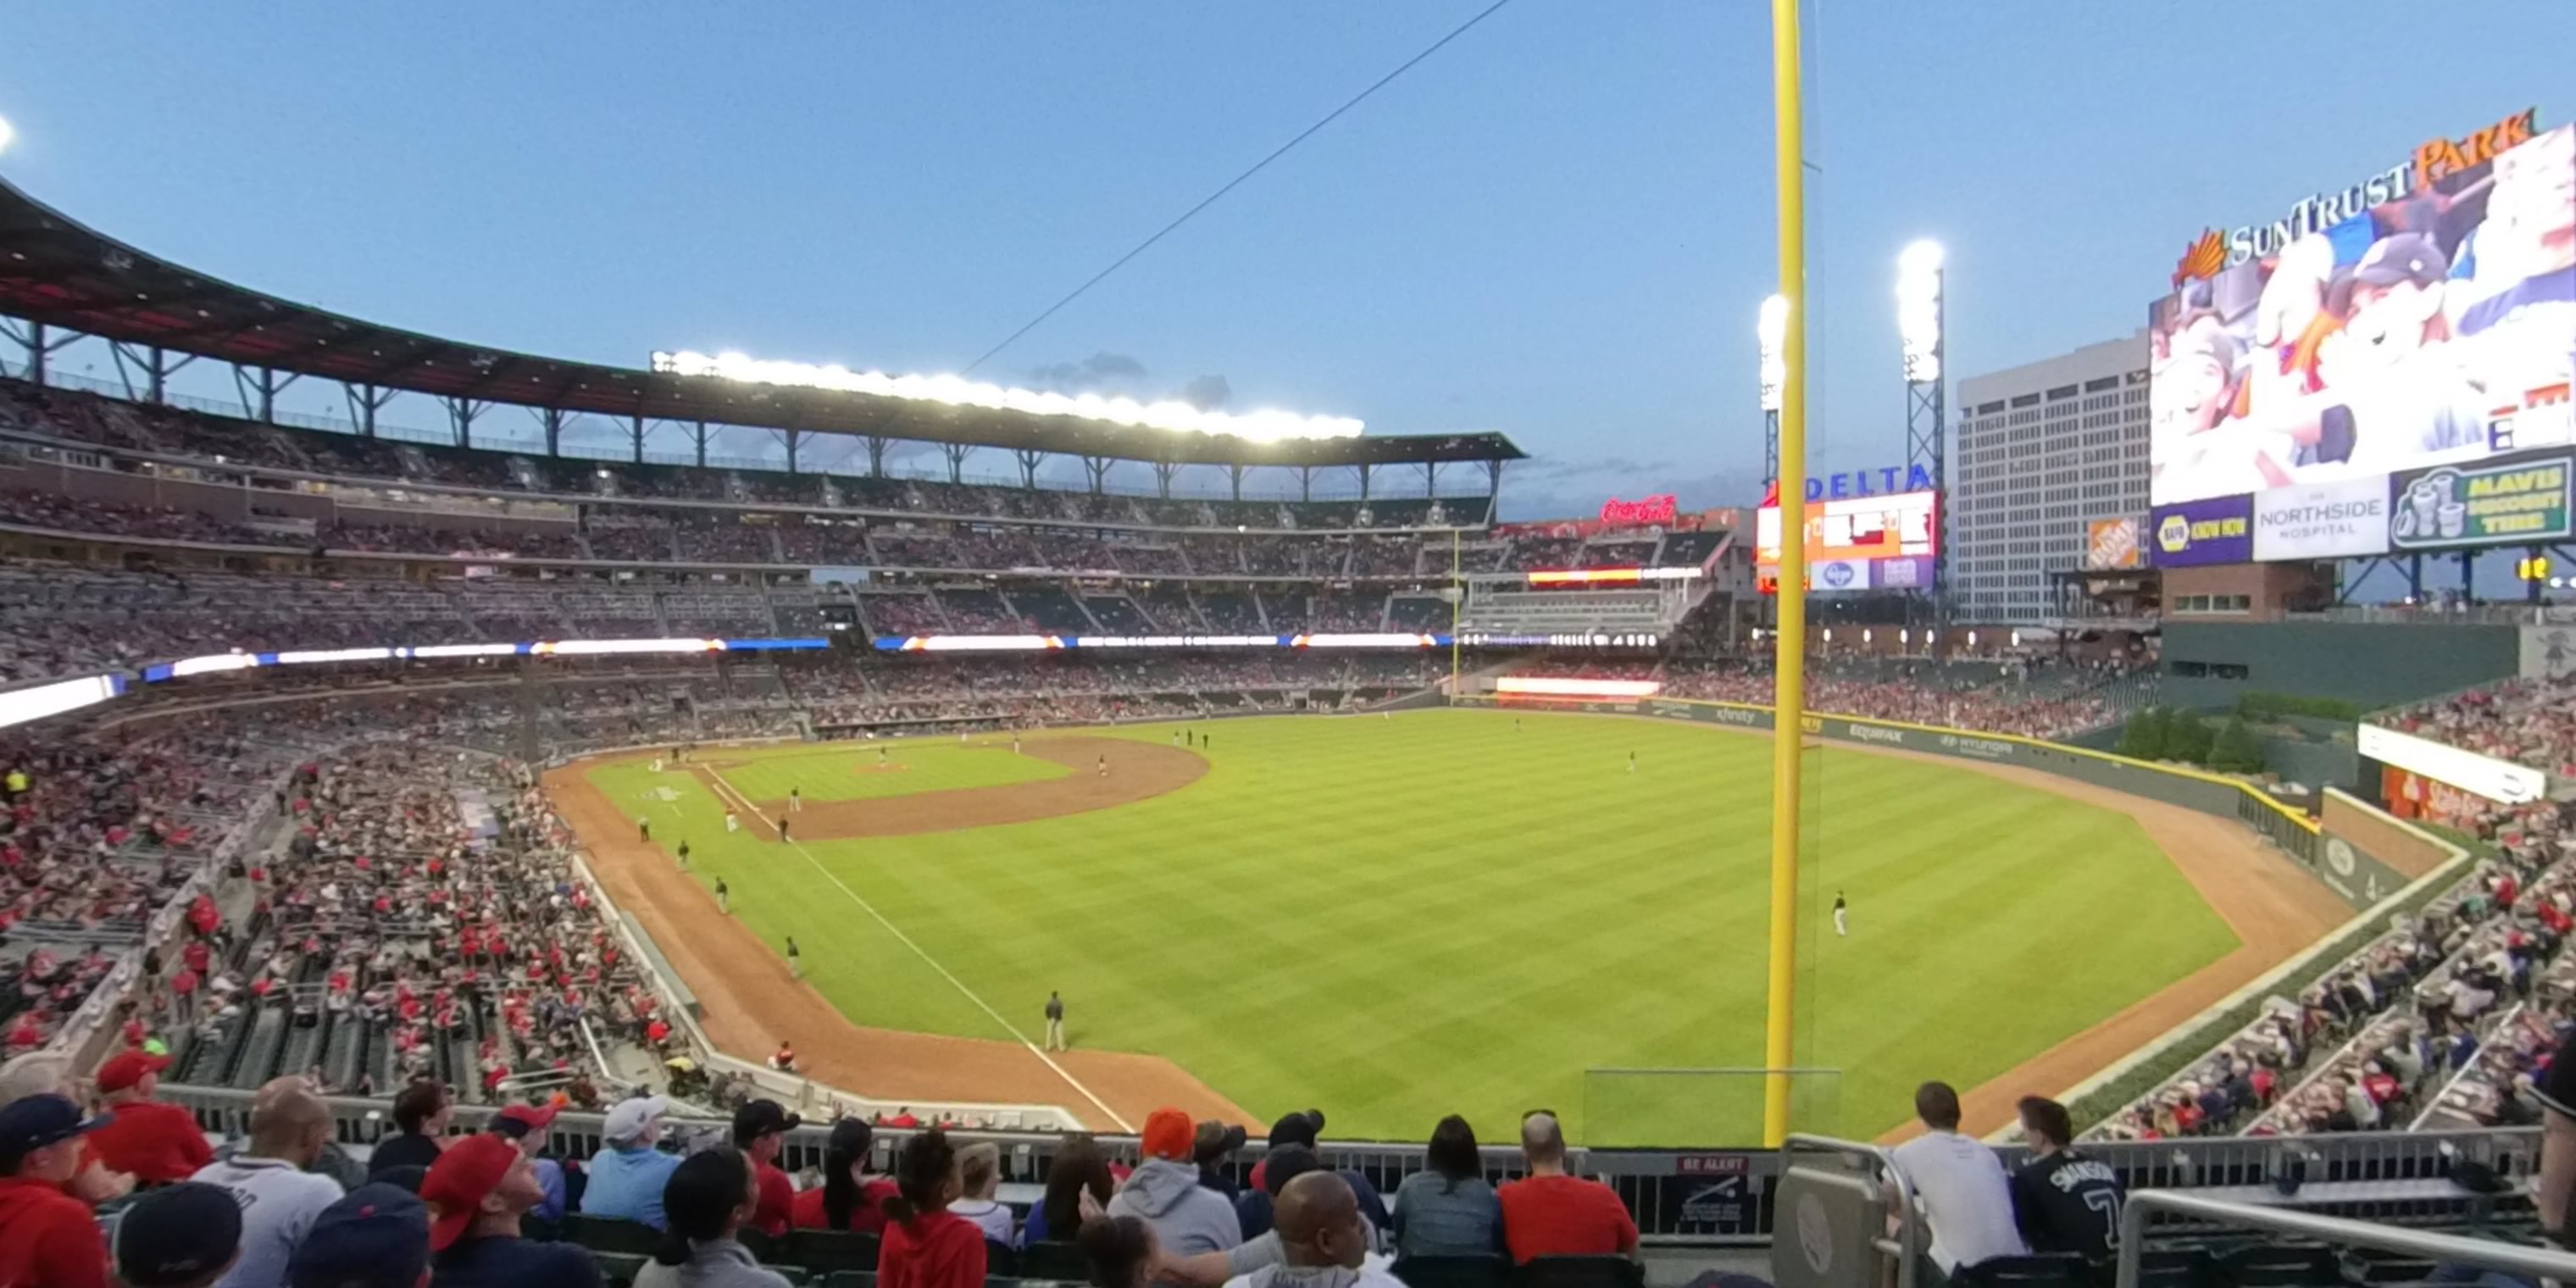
[1953,1254,2093,1288]
[2134,1247,2218,1288]
[1016,1240,1090,1282]
[782,1229,882,1274]
[564,1214,666,1257]
[985,1241,1022,1277]
[1512,1255,1645,1288]
[595,1252,647,1287]
[1393,1254,1512,1288]
[2216,1243,2343,1288]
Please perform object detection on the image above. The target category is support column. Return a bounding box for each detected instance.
[631,414,646,464]
[233,364,301,425]
[441,397,486,448]
[942,443,970,486]
[1357,464,1372,501]
[1153,461,1176,499]
[341,382,396,438]
[694,421,710,469]
[1082,456,1110,493]
[1298,465,1313,502]
[865,436,891,478]
[1227,463,1246,503]
[2461,550,2476,603]
[786,430,802,474]
[542,408,565,457]
[1014,449,1044,489]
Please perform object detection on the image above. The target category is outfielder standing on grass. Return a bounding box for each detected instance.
[676,840,691,871]
[1045,991,1066,1051]
[637,816,652,842]
[786,937,801,980]
[1834,891,1849,937]
[716,879,730,915]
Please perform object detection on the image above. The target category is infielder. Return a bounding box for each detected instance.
[786,936,802,980]
[724,808,740,834]
[637,816,652,842]
[1045,991,1066,1051]
[789,786,802,813]
[715,878,730,915]
[1834,891,1849,937]
[675,839,691,871]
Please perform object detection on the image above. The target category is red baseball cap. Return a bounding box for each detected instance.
[1141,1108,1194,1162]
[488,1103,561,1141]
[97,1050,173,1094]
[422,1134,520,1251]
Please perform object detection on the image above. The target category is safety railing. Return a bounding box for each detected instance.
[2116,1190,2576,1287]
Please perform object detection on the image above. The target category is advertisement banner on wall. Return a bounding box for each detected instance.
[1812,558,1872,594]
[2086,518,2144,569]
[2357,723,2547,803]
[2526,623,2576,680]
[2151,494,2255,566]
[2252,476,2393,560]
[2390,449,2574,551]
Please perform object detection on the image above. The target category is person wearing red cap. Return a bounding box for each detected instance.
[1105,1108,1241,1257]
[0,1094,116,1288]
[486,1104,567,1228]
[422,1133,599,1287]
[85,1049,212,1185]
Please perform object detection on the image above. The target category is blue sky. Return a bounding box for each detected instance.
[3,1,2571,519]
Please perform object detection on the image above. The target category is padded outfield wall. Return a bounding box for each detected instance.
[1453,691,2417,913]
[2160,620,2523,712]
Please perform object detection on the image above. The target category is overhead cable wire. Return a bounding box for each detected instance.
[961,0,1518,375]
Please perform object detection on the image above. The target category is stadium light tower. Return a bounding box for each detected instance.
[1897,239,1947,608]
[1757,293,1787,485]
[1761,0,1811,1151]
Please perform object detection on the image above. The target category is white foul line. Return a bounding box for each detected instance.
[695,767,1133,1131]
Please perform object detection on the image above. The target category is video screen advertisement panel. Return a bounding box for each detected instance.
[2147,110,2573,568]
[1755,488,1939,594]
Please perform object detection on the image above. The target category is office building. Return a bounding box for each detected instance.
[1951,329,2151,624]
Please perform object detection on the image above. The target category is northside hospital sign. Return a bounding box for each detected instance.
[2172,108,2542,276]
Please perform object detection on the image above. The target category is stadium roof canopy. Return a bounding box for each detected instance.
[0,177,1524,472]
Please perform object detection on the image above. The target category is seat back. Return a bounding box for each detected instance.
[1513,1255,1645,1288]
[1954,1253,2094,1288]
[785,1229,884,1274]
[1394,1255,1512,1288]
[1019,1240,1091,1282]
[562,1213,665,1256]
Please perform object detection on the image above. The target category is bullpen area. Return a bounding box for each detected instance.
[551,708,2348,1144]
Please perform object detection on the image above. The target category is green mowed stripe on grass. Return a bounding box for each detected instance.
[704,742,1069,804]
[586,710,2239,1144]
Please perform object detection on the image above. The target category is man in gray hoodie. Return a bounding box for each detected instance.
[1108,1108,1242,1258]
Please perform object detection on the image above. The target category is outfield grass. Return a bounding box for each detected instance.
[587,708,2237,1144]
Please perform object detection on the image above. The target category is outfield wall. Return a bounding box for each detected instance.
[1453,693,2421,913]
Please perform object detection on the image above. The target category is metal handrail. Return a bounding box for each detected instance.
[2115,1190,2576,1287]
[1785,1133,1921,1288]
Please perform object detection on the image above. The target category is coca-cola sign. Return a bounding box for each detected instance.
[1599,494,1679,526]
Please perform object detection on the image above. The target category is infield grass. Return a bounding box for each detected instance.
[587,708,2237,1144]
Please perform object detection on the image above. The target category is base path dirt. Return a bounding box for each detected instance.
[546,743,1253,1130]
[1844,745,2354,1141]
[695,737,1208,841]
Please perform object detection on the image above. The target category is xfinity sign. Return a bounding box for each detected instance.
[2252,476,2391,561]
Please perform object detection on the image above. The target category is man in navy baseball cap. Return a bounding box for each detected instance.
[114,1180,243,1288]
[287,1182,432,1288]
[0,1093,117,1288]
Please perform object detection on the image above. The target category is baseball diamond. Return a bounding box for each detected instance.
[554,708,2346,1143]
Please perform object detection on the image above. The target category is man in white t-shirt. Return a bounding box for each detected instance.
[191,1077,344,1288]
[1886,1081,2028,1276]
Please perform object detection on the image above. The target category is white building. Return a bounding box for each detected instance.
[1951,329,2151,624]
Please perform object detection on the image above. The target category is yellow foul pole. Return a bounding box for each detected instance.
[1761,0,1810,1148]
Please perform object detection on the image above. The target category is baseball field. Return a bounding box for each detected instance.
[559,707,2334,1145]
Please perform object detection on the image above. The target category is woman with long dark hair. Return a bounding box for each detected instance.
[1391,1115,1502,1259]
[1024,1134,1116,1245]
[635,1147,794,1288]
[878,1129,987,1288]
[793,1119,898,1233]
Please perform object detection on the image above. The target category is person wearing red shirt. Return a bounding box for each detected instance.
[181,940,210,977]
[1495,1113,1636,1264]
[732,1100,803,1238]
[794,1119,899,1234]
[879,1130,985,1288]
[0,1094,115,1288]
[85,1051,212,1185]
